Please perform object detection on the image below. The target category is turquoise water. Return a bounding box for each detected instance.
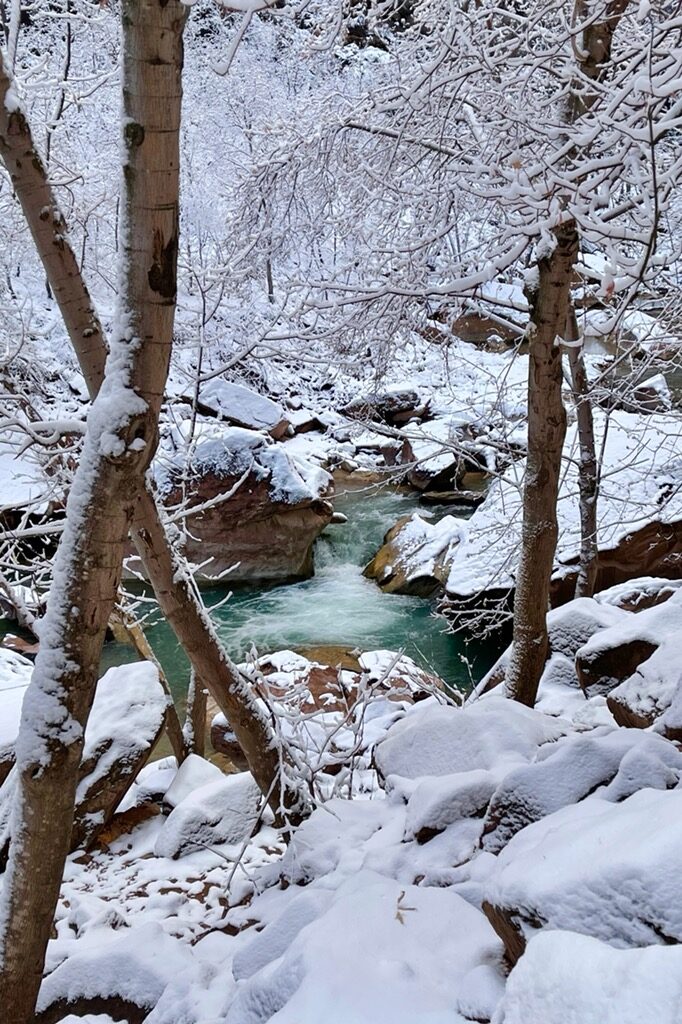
[98,486,502,703]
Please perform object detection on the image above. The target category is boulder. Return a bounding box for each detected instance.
[154,771,262,859]
[341,387,424,426]
[71,663,168,849]
[419,411,682,627]
[481,729,682,854]
[399,418,490,493]
[197,380,290,439]
[157,427,333,582]
[498,931,682,1024]
[364,513,466,596]
[404,769,497,843]
[483,788,682,964]
[374,696,566,783]
[577,589,682,715]
[0,647,33,786]
[1,662,168,855]
[210,649,443,769]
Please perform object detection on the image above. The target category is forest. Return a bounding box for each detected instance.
[0,0,681,1021]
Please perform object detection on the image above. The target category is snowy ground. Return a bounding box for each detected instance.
[4,580,682,1024]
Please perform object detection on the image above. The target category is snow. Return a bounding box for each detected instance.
[436,410,682,601]
[37,922,192,1016]
[481,728,682,853]
[226,870,502,1024]
[375,696,566,782]
[405,770,497,840]
[497,930,682,1024]
[156,421,331,507]
[0,647,32,757]
[163,752,224,809]
[485,788,682,947]
[577,588,682,719]
[154,771,263,859]
[199,380,286,433]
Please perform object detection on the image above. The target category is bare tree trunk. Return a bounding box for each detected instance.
[0,4,187,1020]
[505,222,578,707]
[0,41,309,824]
[184,668,207,758]
[565,306,599,598]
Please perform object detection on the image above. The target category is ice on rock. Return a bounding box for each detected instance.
[496,930,682,1024]
[154,771,262,859]
[375,696,566,782]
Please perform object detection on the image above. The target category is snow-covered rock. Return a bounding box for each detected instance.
[576,589,682,731]
[484,788,682,963]
[405,770,497,842]
[163,753,224,809]
[496,930,682,1024]
[154,424,333,581]
[154,771,262,859]
[198,380,290,439]
[0,647,33,784]
[225,870,504,1024]
[37,922,190,1022]
[73,663,169,849]
[375,696,566,782]
[368,412,682,617]
[481,728,682,853]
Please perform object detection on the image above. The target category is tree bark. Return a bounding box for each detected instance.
[184,669,207,757]
[565,306,599,598]
[0,4,187,1020]
[505,222,578,707]
[0,38,309,824]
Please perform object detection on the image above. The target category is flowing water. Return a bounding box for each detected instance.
[100,483,501,704]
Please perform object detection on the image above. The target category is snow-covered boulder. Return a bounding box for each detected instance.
[483,788,682,963]
[481,729,682,853]
[475,596,630,697]
[155,424,333,581]
[163,753,224,809]
[73,663,169,849]
[404,770,497,843]
[225,870,504,1024]
[374,696,566,783]
[198,380,290,439]
[497,930,682,1024]
[576,589,682,731]
[415,411,682,623]
[0,647,33,785]
[341,386,424,426]
[210,649,442,774]
[364,512,467,596]
[36,921,189,1024]
[154,771,262,859]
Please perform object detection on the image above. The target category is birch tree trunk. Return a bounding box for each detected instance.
[505,222,578,707]
[0,36,309,825]
[0,3,187,1020]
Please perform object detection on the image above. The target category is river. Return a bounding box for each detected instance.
[100,483,501,705]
